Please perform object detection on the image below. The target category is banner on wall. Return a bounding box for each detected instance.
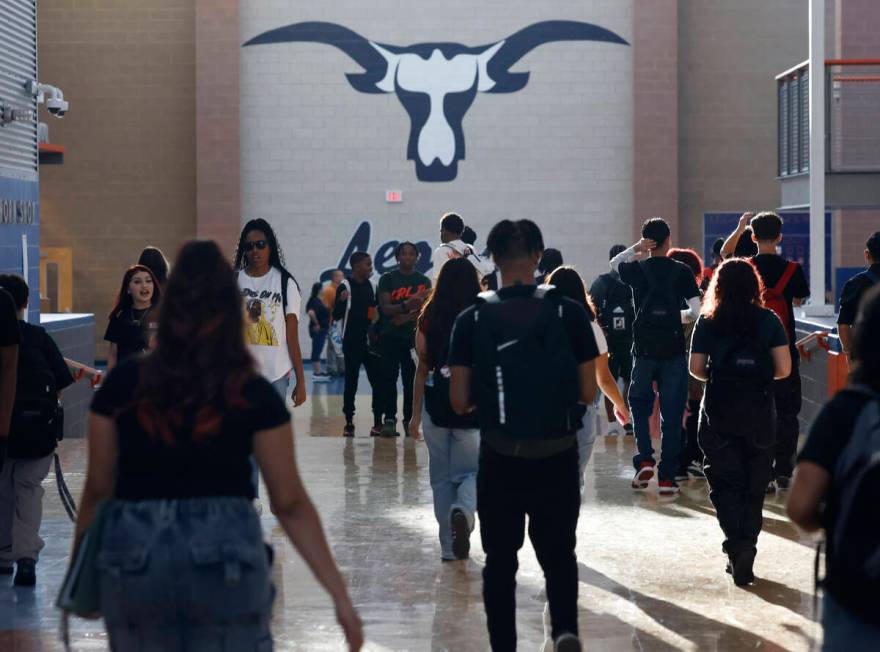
[703,212,832,293]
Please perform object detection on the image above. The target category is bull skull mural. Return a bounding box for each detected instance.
[243,21,628,182]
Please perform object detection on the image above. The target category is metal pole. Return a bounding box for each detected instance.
[807,0,829,313]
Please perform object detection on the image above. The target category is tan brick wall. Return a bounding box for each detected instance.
[633,0,678,242]
[195,0,240,249]
[38,0,197,357]
[677,0,808,253]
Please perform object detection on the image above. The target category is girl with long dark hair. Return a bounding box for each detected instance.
[104,264,161,371]
[137,246,170,287]
[409,258,481,561]
[233,218,306,407]
[306,282,330,379]
[75,241,362,650]
[546,267,630,485]
[788,284,880,645]
[689,258,791,587]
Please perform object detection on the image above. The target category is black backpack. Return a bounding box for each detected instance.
[424,338,478,430]
[702,329,776,444]
[632,264,684,359]
[818,386,880,624]
[593,273,634,354]
[471,286,580,440]
[8,330,64,459]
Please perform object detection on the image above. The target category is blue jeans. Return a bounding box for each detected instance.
[97,497,274,651]
[628,355,688,481]
[309,329,328,364]
[422,411,479,560]
[576,406,597,488]
[822,593,880,650]
[272,374,289,401]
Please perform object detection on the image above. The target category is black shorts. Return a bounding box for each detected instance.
[607,350,633,383]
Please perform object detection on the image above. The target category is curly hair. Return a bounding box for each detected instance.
[701,258,765,336]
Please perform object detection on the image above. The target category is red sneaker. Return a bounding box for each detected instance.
[658,480,680,496]
[632,461,655,490]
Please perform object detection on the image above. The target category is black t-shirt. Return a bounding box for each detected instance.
[333,278,376,342]
[751,254,809,352]
[306,297,330,331]
[377,270,431,341]
[91,357,290,501]
[448,285,599,369]
[838,264,880,326]
[797,387,876,609]
[17,321,75,392]
[0,289,20,347]
[690,305,788,380]
[104,307,158,364]
[618,257,700,355]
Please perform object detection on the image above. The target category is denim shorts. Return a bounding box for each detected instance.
[97,497,274,651]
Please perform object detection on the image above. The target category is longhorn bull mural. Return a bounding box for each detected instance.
[243,20,628,182]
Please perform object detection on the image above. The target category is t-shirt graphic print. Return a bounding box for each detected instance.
[238,268,301,382]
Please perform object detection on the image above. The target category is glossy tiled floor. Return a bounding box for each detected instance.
[0,374,823,651]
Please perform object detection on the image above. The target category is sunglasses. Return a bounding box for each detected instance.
[244,240,268,252]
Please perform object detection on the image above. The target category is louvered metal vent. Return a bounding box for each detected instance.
[0,0,38,179]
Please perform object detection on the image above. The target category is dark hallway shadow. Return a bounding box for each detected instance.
[578,563,793,650]
[744,576,816,620]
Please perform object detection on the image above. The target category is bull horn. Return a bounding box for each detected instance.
[481,20,628,93]
[243,21,391,94]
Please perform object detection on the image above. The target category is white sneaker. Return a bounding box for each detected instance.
[606,422,623,437]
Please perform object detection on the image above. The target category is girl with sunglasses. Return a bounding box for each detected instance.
[233,219,306,408]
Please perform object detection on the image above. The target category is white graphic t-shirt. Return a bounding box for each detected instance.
[238,268,301,382]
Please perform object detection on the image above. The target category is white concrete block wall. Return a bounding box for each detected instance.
[241,1,633,346]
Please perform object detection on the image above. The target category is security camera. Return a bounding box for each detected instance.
[27,81,69,119]
[46,96,68,118]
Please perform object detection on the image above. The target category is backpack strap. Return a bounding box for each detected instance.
[774,261,798,294]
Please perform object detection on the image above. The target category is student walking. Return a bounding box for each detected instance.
[0,275,74,586]
[449,219,598,652]
[590,245,635,437]
[787,284,880,649]
[547,266,630,482]
[611,218,701,495]
[431,212,495,281]
[0,288,19,477]
[688,259,791,586]
[376,242,431,437]
[73,241,363,651]
[323,270,346,377]
[306,282,331,380]
[105,265,162,371]
[667,247,707,480]
[720,212,809,491]
[409,258,480,561]
[837,231,880,360]
[334,252,383,437]
[234,219,306,407]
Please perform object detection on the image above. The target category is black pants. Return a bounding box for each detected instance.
[699,415,774,557]
[477,444,580,651]
[678,397,702,473]
[378,335,415,424]
[772,360,802,478]
[342,337,383,423]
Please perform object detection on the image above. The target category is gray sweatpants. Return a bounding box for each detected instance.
[0,453,53,565]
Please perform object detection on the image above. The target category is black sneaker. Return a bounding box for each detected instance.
[731,549,756,587]
[14,558,36,587]
[343,423,355,438]
[623,423,634,436]
[450,509,470,560]
[380,419,399,437]
[402,420,411,437]
[555,633,582,652]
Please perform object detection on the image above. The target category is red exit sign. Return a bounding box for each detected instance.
[385,190,402,203]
